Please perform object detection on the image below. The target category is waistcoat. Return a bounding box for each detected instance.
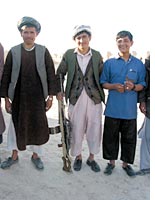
[8,44,48,101]
[69,58,103,105]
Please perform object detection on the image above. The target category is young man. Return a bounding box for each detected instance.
[57,25,105,172]
[100,30,146,177]
[0,16,60,170]
[0,43,6,163]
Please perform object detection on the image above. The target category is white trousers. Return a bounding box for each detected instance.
[138,117,150,170]
[7,118,42,156]
[68,89,103,157]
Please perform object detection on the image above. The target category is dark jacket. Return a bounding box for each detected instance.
[57,48,105,105]
[138,56,150,118]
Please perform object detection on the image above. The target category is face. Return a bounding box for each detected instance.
[74,32,91,52]
[116,36,133,54]
[21,27,38,46]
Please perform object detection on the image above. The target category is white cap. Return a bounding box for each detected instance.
[73,25,91,39]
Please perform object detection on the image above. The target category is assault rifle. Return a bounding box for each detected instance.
[58,74,72,172]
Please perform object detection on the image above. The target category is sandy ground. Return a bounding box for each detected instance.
[0,98,150,200]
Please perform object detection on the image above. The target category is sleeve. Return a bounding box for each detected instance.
[98,53,104,75]
[137,61,146,86]
[99,60,110,84]
[0,43,4,82]
[0,50,13,98]
[56,51,68,77]
[45,48,61,95]
[138,59,149,103]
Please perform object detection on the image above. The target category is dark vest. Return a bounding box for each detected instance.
[69,58,102,105]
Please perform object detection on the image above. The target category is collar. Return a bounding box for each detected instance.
[74,48,92,57]
[114,53,133,62]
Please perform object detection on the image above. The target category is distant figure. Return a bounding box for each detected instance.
[100,30,146,177]
[0,16,60,170]
[57,25,105,172]
[136,54,150,175]
[0,42,6,163]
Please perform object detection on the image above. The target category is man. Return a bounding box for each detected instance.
[136,53,150,175]
[57,25,105,172]
[100,30,146,177]
[0,43,6,163]
[0,16,60,170]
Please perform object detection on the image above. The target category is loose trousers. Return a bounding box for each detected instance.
[68,89,103,157]
[138,117,150,170]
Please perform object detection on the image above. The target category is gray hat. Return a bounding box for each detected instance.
[73,25,91,39]
[17,16,41,33]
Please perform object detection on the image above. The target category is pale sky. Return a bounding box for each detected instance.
[0,0,152,58]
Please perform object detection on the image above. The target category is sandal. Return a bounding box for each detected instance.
[73,158,82,171]
[136,169,150,176]
[86,159,101,172]
[31,156,44,170]
[122,165,136,177]
[1,157,18,169]
[104,163,115,175]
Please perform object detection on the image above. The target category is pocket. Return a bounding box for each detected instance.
[126,69,138,83]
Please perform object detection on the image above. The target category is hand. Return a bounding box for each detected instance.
[45,98,53,111]
[114,83,125,93]
[139,102,146,115]
[5,97,12,114]
[124,80,135,91]
[56,92,64,101]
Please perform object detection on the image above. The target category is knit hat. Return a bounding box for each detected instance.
[73,25,91,39]
[17,16,41,33]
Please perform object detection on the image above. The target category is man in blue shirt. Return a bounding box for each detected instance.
[100,30,146,177]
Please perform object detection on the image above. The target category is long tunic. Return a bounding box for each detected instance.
[1,46,59,150]
[0,43,5,137]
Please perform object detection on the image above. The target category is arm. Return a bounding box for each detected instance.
[44,48,60,111]
[1,50,12,97]
[138,58,150,115]
[56,52,69,101]
[45,48,60,96]
[103,82,125,93]
[0,43,4,82]
[0,50,13,113]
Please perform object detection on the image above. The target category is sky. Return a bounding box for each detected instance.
[0,0,152,58]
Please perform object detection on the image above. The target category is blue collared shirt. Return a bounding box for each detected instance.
[100,55,146,119]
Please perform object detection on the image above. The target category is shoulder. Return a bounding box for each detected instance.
[91,48,102,56]
[104,57,117,64]
[63,49,76,61]
[64,48,75,55]
[0,43,4,55]
[0,43,3,50]
[131,55,143,64]
[35,43,46,51]
[11,44,22,51]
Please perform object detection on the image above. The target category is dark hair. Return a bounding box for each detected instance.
[116,30,133,41]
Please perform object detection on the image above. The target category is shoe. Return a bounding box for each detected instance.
[122,165,136,177]
[104,163,115,175]
[86,159,101,172]
[73,158,82,171]
[31,156,44,170]
[1,157,18,169]
[135,169,150,176]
